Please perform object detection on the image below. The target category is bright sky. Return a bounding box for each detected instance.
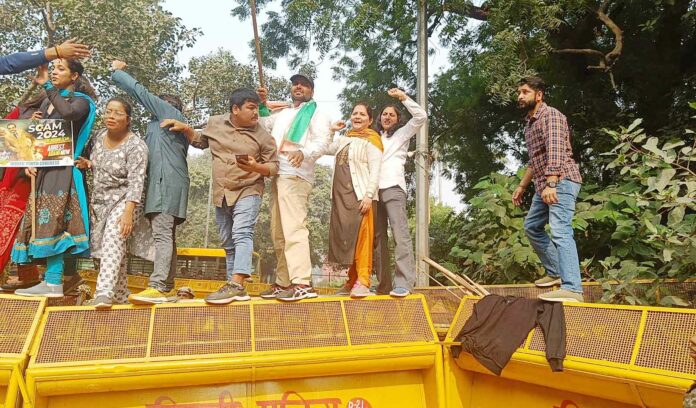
[163,0,464,211]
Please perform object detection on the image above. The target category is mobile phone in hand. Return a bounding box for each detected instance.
[236,154,249,164]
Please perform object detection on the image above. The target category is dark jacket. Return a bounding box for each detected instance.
[0,51,48,75]
[452,294,566,375]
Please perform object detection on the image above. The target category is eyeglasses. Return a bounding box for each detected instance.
[105,110,127,118]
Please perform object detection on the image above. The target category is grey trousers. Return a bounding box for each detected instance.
[374,186,416,293]
[148,212,177,292]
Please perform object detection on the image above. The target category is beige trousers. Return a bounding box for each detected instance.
[271,175,313,286]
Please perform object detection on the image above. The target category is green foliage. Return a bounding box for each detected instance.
[446,171,542,285]
[231,0,696,202]
[446,109,696,306]
[181,49,288,125]
[0,0,201,115]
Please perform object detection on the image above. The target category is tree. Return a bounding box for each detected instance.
[229,0,696,200]
[0,0,201,115]
[181,49,289,124]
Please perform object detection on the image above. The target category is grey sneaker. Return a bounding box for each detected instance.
[538,289,584,303]
[92,295,112,310]
[277,284,318,302]
[334,283,352,296]
[389,287,410,297]
[260,284,289,299]
[350,282,373,298]
[534,275,561,287]
[205,282,251,305]
[15,281,63,298]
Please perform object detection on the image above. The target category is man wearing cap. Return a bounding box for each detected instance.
[257,74,332,301]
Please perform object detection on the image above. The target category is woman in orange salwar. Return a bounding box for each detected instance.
[312,102,383,298]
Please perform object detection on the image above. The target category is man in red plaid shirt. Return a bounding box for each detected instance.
[512,76,584,303]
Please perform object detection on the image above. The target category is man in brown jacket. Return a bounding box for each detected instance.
[162,88,279,304]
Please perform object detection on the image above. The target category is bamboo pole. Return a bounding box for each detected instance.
[422,257,490,297]
[249,0,265,89]
[30,174,36,241]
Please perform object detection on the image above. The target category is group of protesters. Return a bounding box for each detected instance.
[0,40,430,308]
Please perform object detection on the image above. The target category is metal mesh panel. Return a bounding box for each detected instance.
[254,301,348,352]
[635,311,696,374]
[0,297,41,354]
[151,305,252,357]
[344,298,434,345]
[529,306,641,364]
[485,286,549,299]
[413,288,463,326]
[484,282,694,304]
[447,299,478,341]
[35,308,151,364]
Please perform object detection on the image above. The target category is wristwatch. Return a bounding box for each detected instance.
[546,180,558,188]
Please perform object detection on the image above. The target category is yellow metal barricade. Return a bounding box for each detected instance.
[443,296,696,408]
[0,295,45,408]
[25,295,443,408]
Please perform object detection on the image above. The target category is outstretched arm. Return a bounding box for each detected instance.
[160,119,207,149]
[389,88,427,142]
[111,61,183,122]
[0,39,90,75]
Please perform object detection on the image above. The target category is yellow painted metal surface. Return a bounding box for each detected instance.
[445,296,695,407]
[25,296,442,408]
[0,295,45,408]
[2,287,694,407]
[39,372,428,407]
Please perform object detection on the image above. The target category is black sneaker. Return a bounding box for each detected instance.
[260,284,289,299]
[205,282,251,305]
[276,284,318,302]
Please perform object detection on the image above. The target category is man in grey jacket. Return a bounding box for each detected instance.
[110,60,189,304]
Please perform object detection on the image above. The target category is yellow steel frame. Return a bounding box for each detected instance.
[0,295,46,408]
[24,295,443,407]
[445,296,696,395]
[28,295,439,369]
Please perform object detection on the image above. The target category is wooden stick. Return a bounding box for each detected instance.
[30,174,36,241]
[423,257,490,297]
[249,0,265,89]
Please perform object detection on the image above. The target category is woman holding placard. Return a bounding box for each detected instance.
[12,59,97,298]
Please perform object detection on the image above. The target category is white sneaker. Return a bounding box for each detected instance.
[15,281,63,298]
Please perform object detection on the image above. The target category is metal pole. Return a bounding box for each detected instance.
[415,0,430,287]
[204,173,213,248]
[438,160,443,205]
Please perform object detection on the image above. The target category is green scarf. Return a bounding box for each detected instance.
[284,100,317,144]
[259,104,272,117]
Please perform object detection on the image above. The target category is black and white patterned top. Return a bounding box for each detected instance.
[89,130,151,259]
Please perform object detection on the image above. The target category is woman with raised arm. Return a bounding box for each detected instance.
[312,102,383,298]
[12,60,97,298]
[373,88,427,297]
[75,97,151,309]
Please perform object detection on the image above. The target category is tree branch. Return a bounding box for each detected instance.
[553,48,605,58]
[551,0,623,90]
[597,0,623,65]
[443,2,489,21]
[40,1,56,46]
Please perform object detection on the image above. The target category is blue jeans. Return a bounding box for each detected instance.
[216,195,262,280]
[523,179,582,293]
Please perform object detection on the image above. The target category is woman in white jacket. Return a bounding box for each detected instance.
[374,88,427,297]
[313,102,383,298]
